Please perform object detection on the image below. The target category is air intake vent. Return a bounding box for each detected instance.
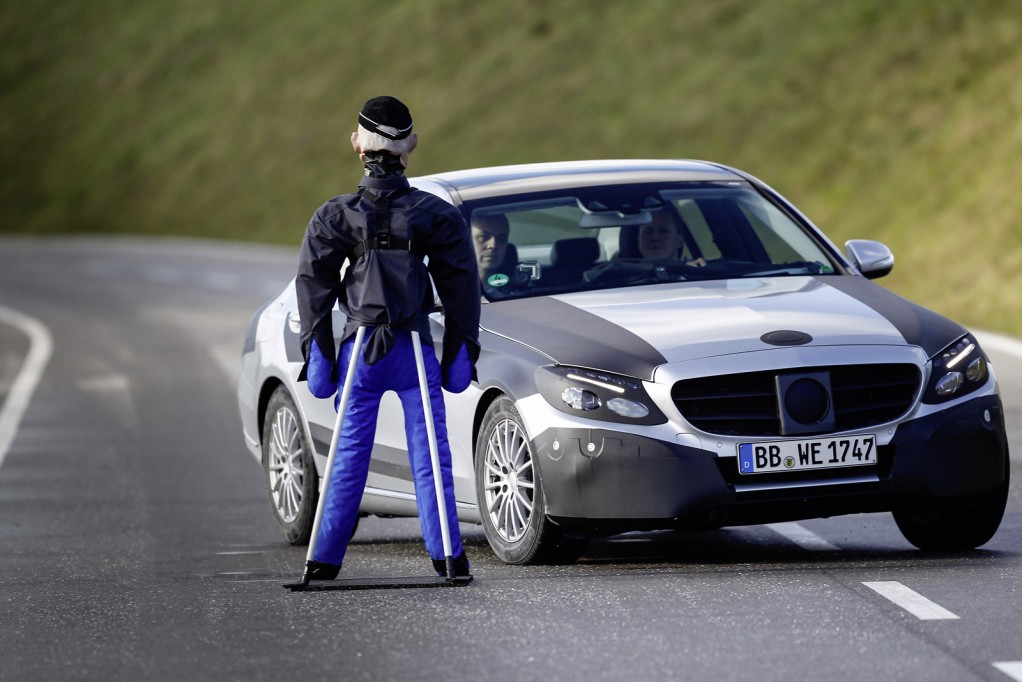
[672,364,920,437]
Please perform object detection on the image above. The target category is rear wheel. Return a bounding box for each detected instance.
[893,449,1009,551]
[262,386,317,545]
[475,396,588,564]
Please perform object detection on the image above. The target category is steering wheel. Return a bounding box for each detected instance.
[583,258,691,285]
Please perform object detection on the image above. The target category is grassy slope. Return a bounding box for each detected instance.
[1,0,1020,333]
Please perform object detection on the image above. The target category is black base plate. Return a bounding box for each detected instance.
[284,575,473,592]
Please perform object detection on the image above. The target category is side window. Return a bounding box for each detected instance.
[504,205,581,265]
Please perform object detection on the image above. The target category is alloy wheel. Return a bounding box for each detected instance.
[267,404,305,523]
[482,418,535,543]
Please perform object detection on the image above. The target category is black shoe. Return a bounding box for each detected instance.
[432,551,471,578]
[306,560,340,581]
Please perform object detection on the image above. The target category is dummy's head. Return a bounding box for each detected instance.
[350,95,418,167]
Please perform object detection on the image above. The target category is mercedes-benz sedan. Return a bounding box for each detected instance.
[237,160,1009,564]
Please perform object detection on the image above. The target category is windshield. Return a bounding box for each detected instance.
[462,181,840,301]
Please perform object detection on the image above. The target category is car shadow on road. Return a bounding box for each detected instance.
[341,516,1016,577]
[574,527,1015,572]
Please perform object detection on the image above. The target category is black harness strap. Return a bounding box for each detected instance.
[351,186,414,260]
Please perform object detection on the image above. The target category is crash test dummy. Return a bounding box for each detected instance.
[294,96,481,580]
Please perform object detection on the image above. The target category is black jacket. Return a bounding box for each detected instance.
[296,175,481,380]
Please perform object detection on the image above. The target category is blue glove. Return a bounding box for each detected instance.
[442,343,473,393]
[306,338,337,399]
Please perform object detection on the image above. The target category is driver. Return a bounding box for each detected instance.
[471,212,513,285]
[637,209,705,266]
[637,209,685,259]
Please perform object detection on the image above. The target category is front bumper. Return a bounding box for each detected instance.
[535,394,1008,532]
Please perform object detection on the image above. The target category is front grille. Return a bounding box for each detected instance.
[672,364,920,437]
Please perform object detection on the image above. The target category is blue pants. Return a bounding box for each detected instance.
[312,330,464,567]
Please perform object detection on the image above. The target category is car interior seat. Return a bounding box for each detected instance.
[498,243,519,274]
[617,226,642,259]
[544,237,600,287]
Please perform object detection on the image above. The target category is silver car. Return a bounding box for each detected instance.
[237,160,1009,564]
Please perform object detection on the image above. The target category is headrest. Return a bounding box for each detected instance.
[618,226,641,259]
[551,237,600,269]
[499,243,519,272]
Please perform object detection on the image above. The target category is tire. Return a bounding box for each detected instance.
[893,449,1010,551]
[262,386,318,545]
[475,396,588,565]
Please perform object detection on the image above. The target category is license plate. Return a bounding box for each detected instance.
[737,435,876,475]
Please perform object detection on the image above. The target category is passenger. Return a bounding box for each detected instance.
[471,213,513,284]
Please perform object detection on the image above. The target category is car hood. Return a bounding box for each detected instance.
[479,275,964,380]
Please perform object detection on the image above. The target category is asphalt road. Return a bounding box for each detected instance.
[0,236,1019,682]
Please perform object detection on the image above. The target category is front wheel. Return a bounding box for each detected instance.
[262,386,318,545]
[475,396,588,565]
[893,449,1009,551]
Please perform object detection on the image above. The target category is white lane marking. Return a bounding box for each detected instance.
[204,272,240,290]
[216,551,265,555]
[76,373,138,429]
[77,374,131,392]
[81,258,122,278]
[765,522,839,551]
[143,264,184,284]
[863,581,959,620]
[0,306,53,470]
[973,331,1022,358]
[993,662,1023,681]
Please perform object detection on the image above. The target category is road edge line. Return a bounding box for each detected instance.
[0,305,53,470]
[973,330,1022,358]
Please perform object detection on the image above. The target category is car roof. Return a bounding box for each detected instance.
[413,159,745,202]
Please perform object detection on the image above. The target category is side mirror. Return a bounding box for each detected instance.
[845,239,894,279]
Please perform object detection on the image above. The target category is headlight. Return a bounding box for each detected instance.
[561,386,601,411]
[607,397,650,419]
[536,365,666,425]
[923,334,990,404]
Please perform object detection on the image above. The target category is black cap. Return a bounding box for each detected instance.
[358,96,413,140]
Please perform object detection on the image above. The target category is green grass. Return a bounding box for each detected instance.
[1,0,1019,333]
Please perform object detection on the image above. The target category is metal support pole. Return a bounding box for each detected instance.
[410,330,455,578]
[304,325,367,566]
